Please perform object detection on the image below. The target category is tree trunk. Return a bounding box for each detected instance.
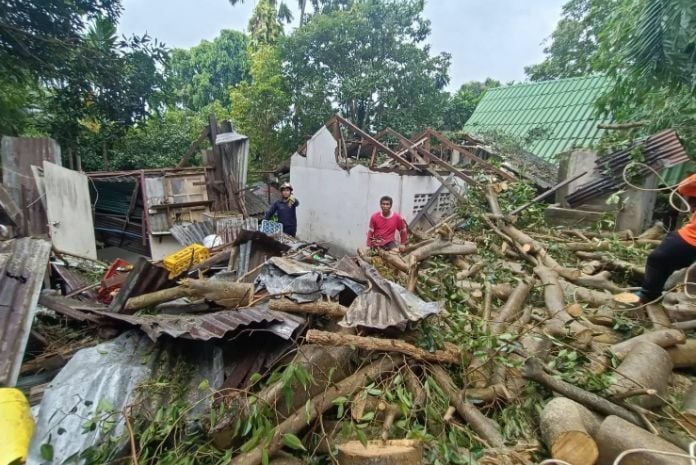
[337,440,422,465]
[559,280,614,307]
[646,304,672,329]
[268,298,348,318]
[229,357,400,465]
[609,329,685,359]
[125,286,193,311]
[595,416,690,465]
[407,240,476,262]
[540,397,600,465]
[456,261,484,280]
[607,341,672,408]
[305,330,463,364]
[429,365,505,448]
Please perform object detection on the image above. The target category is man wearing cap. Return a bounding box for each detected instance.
[265,182,300,236]
[639,173,696,303]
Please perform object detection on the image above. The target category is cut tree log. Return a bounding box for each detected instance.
[540,397,600,465]
[429,365,505,448]
[522,357,643,426]
[556,269,625,293]
[672,319,696,330]
[456,261,484,280]
[125,278,254,311]
[337,440,423,465]
[609,329,686,359]
[490,278,533,336]
[534,266,592,343]
[305,330,463,365]
[595,416,691,465]
[664,303,696,322]
[638,221,666,241]
[667,339,696,368]
[407,255,419,293]
[268,298,348,318]
[229,357,400,465]
[607,341,672,408]
[575,251,646,278]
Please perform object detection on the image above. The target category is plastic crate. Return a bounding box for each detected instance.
[162,243,210,279]
[260,219,283,237]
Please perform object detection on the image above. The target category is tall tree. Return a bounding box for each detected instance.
[43,17,168,169]
[594,0,696,150]
[230,45,291,167]
[283,0,450,139]
[167,30,249,111]
[0,0,121,77]
[442,79,501,130]
[524,0,611,81]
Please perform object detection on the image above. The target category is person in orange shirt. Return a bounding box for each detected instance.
[639,173,696,303]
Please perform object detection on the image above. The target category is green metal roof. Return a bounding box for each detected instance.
[464,75,612,163]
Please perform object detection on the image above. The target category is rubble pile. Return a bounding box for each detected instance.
[8,182,696,465]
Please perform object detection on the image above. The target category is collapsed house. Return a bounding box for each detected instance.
[290,115,514,253]
[2,109,696,465]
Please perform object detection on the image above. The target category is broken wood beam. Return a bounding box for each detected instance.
[305,330,463,365]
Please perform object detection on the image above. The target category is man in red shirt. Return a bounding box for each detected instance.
[367,196,408,252]
[639,173,696,303]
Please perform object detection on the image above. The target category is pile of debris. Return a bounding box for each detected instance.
[7,181,696,465]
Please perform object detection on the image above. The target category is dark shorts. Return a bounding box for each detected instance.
[380,241,397,250]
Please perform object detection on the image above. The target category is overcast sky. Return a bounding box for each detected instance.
[118,0,565,89]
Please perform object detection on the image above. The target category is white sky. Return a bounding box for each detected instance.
[118,0,565,89]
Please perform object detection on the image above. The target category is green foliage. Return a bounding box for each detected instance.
[282,0,450,139]
[0,0,122,78]
[441,79,501,131]
[230,45,292,169]
[167,30,250,111]
[594,0,696,153]
[525,0,611,81]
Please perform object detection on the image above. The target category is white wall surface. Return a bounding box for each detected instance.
[290,126,457,254]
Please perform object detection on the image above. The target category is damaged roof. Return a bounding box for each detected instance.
[464,75,611,163]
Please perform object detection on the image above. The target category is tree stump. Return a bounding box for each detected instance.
[337,440,423,465]
[607,341,672,408]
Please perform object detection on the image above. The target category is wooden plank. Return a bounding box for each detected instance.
[0,183,23,230]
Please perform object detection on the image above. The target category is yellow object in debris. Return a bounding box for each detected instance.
[162,243,210,278]
[0,388,35,464]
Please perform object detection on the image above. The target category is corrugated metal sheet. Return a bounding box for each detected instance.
[566,130,690,207]
[0,237,52,386]
[83,306,305,341]
[170,220,215,246]
[464,75,611,163]
[339,258,443,330]
[1,136,61,235]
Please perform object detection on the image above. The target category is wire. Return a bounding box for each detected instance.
[613,442,696,465]
[621,161,691,213]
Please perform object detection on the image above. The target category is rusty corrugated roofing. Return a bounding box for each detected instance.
[0,237,52,386]
[109,257,174,314]
[566,130,690,207]
[83,306,305,341]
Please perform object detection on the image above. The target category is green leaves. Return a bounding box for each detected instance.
[281,433,307,451]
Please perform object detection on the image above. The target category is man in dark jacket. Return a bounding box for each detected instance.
[264,182,300,236]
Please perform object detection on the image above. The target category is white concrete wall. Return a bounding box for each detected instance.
[290,126,458,254]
